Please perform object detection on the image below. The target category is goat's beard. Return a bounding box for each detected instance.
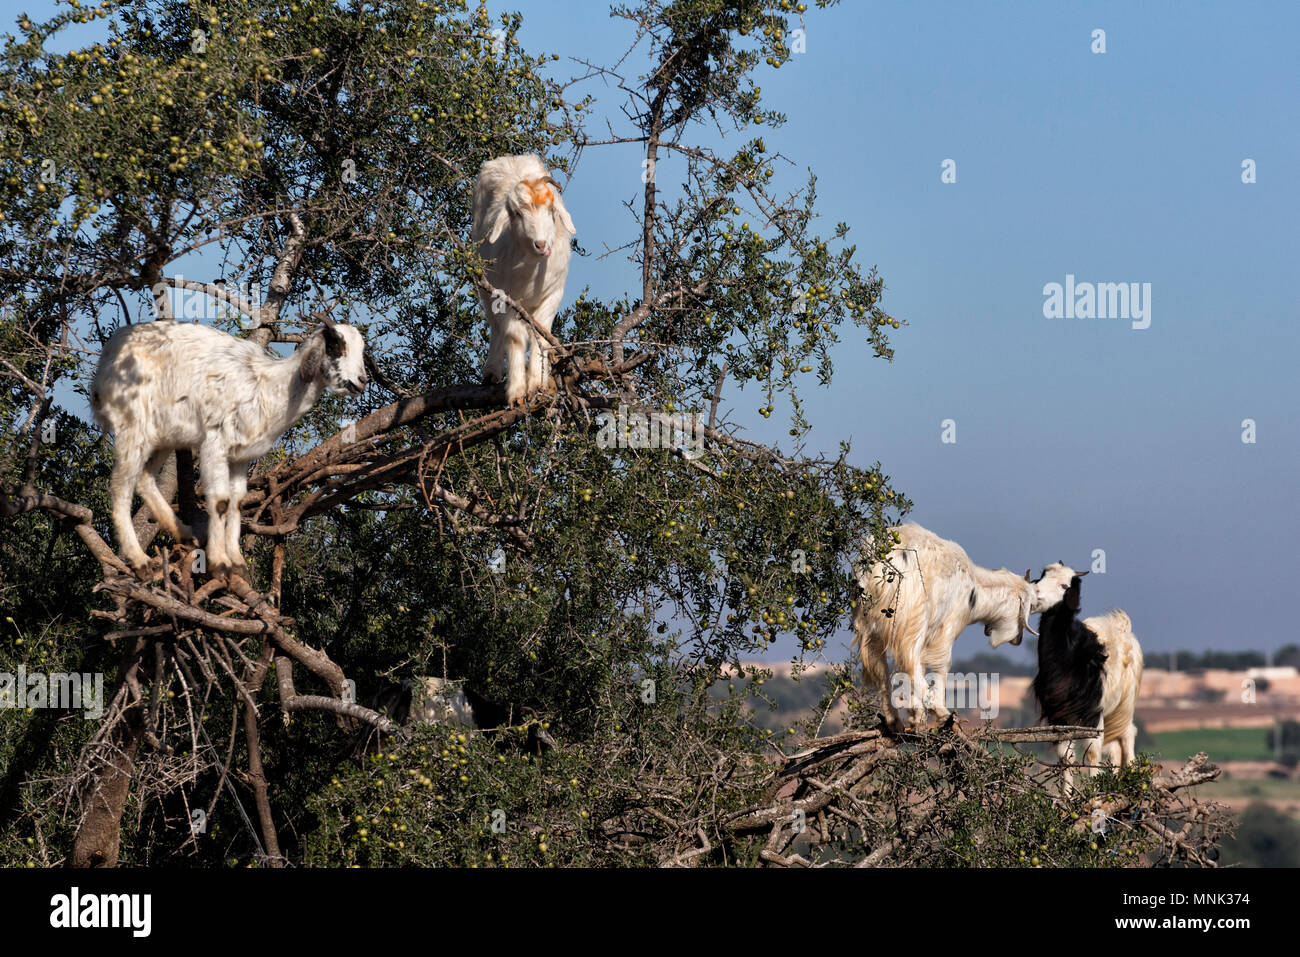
[986,624,1023,647]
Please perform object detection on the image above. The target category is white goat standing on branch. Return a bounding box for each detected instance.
[91,316,368,577]
[853,523,1037,732]
[471,154,576,407]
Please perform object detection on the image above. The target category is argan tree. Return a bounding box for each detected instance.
[0,0,1224,867]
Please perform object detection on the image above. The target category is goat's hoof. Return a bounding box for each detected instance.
[941,714,970,737]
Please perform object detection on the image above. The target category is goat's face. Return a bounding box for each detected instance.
[506,176,575,258]
[1032,562,1086,612]
[986,582,1034,648]
[307,323,368,396]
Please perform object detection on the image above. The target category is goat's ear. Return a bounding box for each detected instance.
[321,322,346,358]
[298,333,324,383]
[483,198,511,244]
[1065,576,1082,612]
[552,193,576,236]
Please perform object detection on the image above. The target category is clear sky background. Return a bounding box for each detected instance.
[504,1,1299,664]
[8,1,1295,665]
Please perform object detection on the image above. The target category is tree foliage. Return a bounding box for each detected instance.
[0,0,1225,868]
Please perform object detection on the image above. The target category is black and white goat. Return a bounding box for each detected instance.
[1031,563,1144,785]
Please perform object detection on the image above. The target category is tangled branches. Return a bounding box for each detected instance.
[707,725,1229,868]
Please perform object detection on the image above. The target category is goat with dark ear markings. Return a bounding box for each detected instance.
[1031,563,1144,787]
[91,315,368,577]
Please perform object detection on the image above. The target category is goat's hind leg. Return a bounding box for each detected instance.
[136,449,195,545]
[109,444,151,575]
[1120,724,1137,768]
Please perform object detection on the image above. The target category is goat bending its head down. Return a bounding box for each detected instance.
[472,154,576,407]
[91,316,367,577]
[853,523,1037,732]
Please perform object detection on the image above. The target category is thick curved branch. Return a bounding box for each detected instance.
[275,657,396,733]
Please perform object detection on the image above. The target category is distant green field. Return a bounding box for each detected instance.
[1149,727,1275,762]
[1208,776,1300,802]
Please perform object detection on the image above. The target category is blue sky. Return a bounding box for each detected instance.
[506,1,1299,662]
[6,1,1294,663]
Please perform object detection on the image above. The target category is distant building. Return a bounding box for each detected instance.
[1246,666,1299,681]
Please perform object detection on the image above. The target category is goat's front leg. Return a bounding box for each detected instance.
[109,444,151,576]
[502,319,530,407]
[1082,720,1106,778]
[198,437,233,576]
[526,292,563,395]
[225,460,251,577]
[525,329,550,396]
[1056,737,1076,793]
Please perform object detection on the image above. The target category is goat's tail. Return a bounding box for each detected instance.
[1100,610,1142,747]
[1102,608,1132,634]
[88,375,109,432]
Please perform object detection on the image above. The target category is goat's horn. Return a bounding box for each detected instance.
[1025,623,1040,637]
[1024,569,1032,581]
[1075,570,1090,577]
[541,175,563,192]
[317,297,341,323]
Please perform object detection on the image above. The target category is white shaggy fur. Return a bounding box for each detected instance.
[91,319,367,575]
[853,523,1036,732]
[1034,562,1145,775]
[471,154,576,407]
